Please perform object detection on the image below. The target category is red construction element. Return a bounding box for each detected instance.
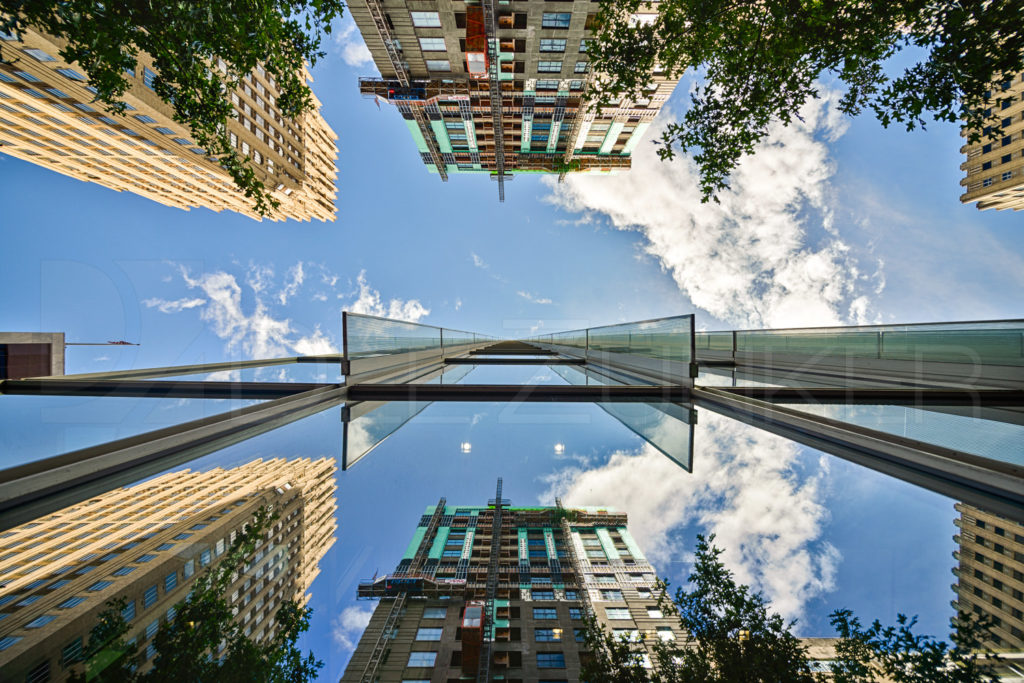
[465,4,488,78]
[461,601,484,674]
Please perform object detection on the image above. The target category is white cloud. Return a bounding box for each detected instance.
[348,270,430,322]
[312,292,328,302]
[544,92,879,329]
[470,252,488,269]
[517,290,554,305]
[455,298,463,311]
[333,17,374,68]
[541,411,838,622]
[332,605,375,651]
[93,355,111,362]
[277,261,305,305]
[292,325,338,355]
[142,297,207,314]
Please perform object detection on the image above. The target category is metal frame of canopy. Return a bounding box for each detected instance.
[1,313,1022,530]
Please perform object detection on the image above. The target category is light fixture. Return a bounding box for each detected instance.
[460,442,472,453]
[554,443,565,455]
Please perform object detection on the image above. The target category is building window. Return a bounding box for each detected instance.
[569,80,584,90]
[538,61,562,73]
[164,572,177,592]
[22,48,55,61]
[58,67,87,81]
[540,39,566,52]
[416,627,443,641]
[536,79,559,90]
[569,608,582,620]
[419,37,447,51]
[574,628,585,642]
[983,178,993,187]
[537,652,566,668]
[143,67,156,89]
[606,607,632,620]
[146,619,159,639]
[657,627,676,641]
[595,574,615,583]
[14,70,41,82]
[122,600,136,622]
[411,11,442,27]
[542,12,572,28]
[442,549,462,557]
[0,636,22,651]
[26,614,57,628]
[58,596,87,608]
[1003,171,1013,181]
[600,590,623,601]
[535,628,563,642]
[423,607,447,619]
[533,607,558,619]
[614,628,641,642]
[45,87,69,98]
[88,581,113,592]
[647,608,664,618]
[143,585,158,608]
[425,60,451,72]
[579,39,589,52]
[407,651,437,667]
[134,114,156,124]
[62,637,84,667]
[574,61,589,73]
[533,590,555,600]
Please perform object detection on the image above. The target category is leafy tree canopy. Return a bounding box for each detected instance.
[0,0,344,215]
[588,0,1024,202]
[582,534,1003,682]
[68,506,322,683]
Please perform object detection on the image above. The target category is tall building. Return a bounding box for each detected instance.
[960,74,1024,211]
[0,457,337,681]
[341,483,685,682]
[952,502,1024,650]
[0,332,63,380]
[350,0,680,199]
[0,28,338,221]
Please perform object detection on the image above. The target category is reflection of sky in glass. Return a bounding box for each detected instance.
[150,363,343,383]
[1,395,967,680]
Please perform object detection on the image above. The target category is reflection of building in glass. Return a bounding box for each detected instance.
[960,75,1024,211]
[341,482,684,681]
[0,457,336,681]
[952,502,1024,650]
[0,29,338,221]
[350,0,681,200]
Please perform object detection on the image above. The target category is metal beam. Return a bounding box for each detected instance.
[469,349,556,356]
[0,386,347,531]
[692,387,1024,521]
[710,386,1024,406]
[0,379,330,400]
[27,355,337,381]
[345,383,689,402]
[444,357,584,365]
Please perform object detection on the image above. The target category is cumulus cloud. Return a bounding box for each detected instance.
[277,261,305,305]
[333,17,374,68]
[332,604,375,651]
[541,411,838,621]
[142,297,206,314]
[348,270,430,322]
[545,92,880,329]
[517,291,554,305]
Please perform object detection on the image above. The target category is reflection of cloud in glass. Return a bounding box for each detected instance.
[541,410,838,621]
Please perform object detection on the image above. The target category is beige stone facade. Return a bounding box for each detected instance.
[0,457,337,681]
[960,75,1024,211]
[0,28,337,221]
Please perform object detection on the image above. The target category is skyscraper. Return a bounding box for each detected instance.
[350,0,680,199]
[0,28,338,221]
[952,502,1024,650]
[0,457,337,681]
[960,74,1024,211]
[340,482,685,681]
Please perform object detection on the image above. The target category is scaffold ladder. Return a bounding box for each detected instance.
[481,0,507,201]
[477,478,504,683]
[359,592,407,683]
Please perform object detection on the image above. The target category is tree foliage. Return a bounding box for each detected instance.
[588,0,1024,202]
[582,534,1003,682]
[0,0,344,215]
[68,506,322,682]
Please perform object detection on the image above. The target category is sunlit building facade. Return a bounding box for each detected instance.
[350,0,680,199]
[0,28,338,221]
[952,502,1024,650]
[341,490,685,682]
[960,74,1024,211]
[0,457,337,681]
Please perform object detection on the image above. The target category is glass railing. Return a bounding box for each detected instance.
[534,315,694,363]
[695,320,1024,367]
[343,312,493,376]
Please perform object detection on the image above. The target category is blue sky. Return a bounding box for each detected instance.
[2,14,1023,678]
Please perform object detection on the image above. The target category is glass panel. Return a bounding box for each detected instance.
[0,394,262,471]
[694,331,733,352]
[735,320,1024,366]
[588,316,693,363]
[150,363,342,383]
[344,313,441,359]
